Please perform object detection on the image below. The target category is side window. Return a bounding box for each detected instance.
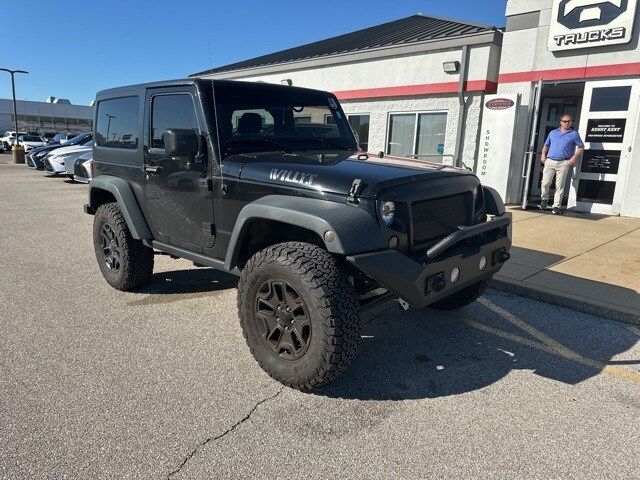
[151,94,198,148]
[96,97,139,149]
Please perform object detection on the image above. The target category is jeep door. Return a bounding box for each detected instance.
[143,86,214,251]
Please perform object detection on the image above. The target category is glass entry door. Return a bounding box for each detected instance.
[568,79,640,215]
[529,97,580,200]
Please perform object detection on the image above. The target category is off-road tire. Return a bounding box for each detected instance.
[93,202,154,291]
[238,242,361,391]
[428,277,491,310]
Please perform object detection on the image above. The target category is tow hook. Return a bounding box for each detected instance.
[492,248,511,267]
[398,298,410,311]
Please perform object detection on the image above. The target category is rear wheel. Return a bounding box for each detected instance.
[93,202,154,291]
[238,242,361,391]
[429,277,490,310]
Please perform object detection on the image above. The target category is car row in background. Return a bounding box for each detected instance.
[25,132,94,183]
[1,130,85,152]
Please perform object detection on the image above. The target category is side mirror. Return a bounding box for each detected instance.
[163,129,199,158]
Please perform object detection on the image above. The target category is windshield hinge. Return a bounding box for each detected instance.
[347,179,363,204]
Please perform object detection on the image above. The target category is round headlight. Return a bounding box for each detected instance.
[380,201,396,226]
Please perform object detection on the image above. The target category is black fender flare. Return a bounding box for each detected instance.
[225,195,387,270]
[89,175,152,240]
[482,185,506,216]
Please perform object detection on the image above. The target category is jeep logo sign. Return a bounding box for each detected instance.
[548,0,637,51]
[485,98,515,110]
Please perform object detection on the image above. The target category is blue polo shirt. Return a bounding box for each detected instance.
[544,128,584,160]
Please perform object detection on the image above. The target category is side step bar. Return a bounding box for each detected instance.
[145,240,240,276]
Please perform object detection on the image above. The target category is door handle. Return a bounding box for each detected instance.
[143,165,162,174]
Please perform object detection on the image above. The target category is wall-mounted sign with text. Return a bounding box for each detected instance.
[585,119,626,142]
[477,93,519,200]
[548,0,637,52]
[580,149,621,173]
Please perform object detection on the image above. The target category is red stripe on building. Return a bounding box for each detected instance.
[334,80,498,100]
[499,62,640,83]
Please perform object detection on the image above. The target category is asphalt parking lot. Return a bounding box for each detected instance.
[1,158,639,479]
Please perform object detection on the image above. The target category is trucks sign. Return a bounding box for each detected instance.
[548,0,637,51]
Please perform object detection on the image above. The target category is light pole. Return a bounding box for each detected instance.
[0,68,29,146]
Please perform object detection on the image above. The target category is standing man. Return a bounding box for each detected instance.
[540,114,584,214]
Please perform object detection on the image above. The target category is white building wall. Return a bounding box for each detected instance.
[204,44,499,91]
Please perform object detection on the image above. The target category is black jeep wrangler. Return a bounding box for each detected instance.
[85,79,511,391]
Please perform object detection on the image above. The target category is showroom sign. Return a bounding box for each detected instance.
[548,0,637,51]
[478,94,519,199]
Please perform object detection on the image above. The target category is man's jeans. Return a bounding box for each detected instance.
[541,159,572,208]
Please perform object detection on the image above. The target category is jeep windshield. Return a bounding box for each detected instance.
[213,82,358,158]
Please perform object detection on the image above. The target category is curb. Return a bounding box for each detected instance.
[489,277,640,326]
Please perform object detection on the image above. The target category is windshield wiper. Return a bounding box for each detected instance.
[223,137,292,154]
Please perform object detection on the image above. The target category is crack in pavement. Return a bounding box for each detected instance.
[166,386,285,479]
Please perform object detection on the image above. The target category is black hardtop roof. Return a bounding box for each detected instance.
[95,78,337,100]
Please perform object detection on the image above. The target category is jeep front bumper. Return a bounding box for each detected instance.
[347,213,512,308]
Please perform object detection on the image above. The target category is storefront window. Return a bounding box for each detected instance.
[590,86,631,112]
[387,112,447,159]
[347,114,370,151]
[416,112,447,157]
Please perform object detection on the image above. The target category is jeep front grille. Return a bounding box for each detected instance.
[411,193,472,247]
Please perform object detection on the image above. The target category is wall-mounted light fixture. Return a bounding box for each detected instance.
[443,61,460,74]
[281,78,293,86]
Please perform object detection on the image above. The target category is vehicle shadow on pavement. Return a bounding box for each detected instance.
[134,268,239,295]
[315,291,639,401]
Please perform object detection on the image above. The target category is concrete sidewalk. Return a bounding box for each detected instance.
[491,207,640,324]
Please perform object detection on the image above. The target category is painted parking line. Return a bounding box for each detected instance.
[466,298,640,385]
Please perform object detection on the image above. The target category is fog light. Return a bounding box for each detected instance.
[388,236,399,249]
[451,267,460,284]
[479,256,487,271]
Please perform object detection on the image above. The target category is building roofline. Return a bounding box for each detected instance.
[192,29,503,79]
[191,14,502,78]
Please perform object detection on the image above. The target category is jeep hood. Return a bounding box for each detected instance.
[224,151,474,198]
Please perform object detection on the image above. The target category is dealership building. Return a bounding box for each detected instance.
[193,0,640,218]
[0,97,93,136]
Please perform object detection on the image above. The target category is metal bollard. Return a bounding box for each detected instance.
[12,145,25,164]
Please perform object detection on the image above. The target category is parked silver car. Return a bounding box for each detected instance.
[73,151,93,183]
[44,145,92,177]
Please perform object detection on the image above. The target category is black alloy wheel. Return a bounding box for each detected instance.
[238,241,362,391]
[255,279,312,360]
[92,202,154,291]
[100,223,121,272]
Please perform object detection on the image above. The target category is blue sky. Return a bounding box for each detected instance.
[1,0,507,105]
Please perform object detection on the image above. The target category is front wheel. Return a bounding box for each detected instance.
[92,202,154,291]
[238,242,361,391]
[428,277,490,310]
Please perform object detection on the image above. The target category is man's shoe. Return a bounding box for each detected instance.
[539,200,548,210]
[552,207,563,215]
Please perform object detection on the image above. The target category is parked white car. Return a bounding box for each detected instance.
[44,144,92,177]
[17,134,46,152]
[1,131,27,150]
